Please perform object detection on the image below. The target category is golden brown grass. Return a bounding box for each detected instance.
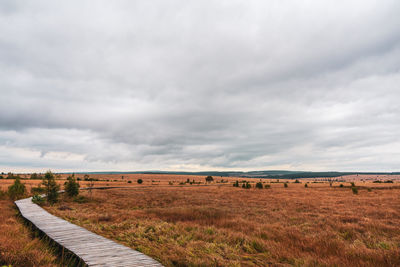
[44,181,400,266]
[0,196,58,266]
[0,173,242,191]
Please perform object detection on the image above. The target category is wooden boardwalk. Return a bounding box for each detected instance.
[15,196,163,267]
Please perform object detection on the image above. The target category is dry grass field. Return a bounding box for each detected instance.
[43,178,400,267]
[0,173,242,191]
[0,197,58,266]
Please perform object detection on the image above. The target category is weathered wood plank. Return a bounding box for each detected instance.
[15,197,163,267]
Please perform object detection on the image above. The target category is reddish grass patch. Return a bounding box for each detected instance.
[0,198,58,266]
[43,182,400,266]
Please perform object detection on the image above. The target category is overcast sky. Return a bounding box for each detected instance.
[1,1,400,173]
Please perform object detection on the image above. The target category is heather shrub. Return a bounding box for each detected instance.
[31,185,46,195]
[74,195,89,203]
[352,187,358,195]
[245,182,251,189]
[32,194,44,205]
[251,240,266,253]
[30,173,42,180]
[205,176,214,183]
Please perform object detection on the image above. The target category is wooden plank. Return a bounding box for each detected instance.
[15,197,163,267]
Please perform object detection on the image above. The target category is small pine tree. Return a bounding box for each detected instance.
[304,183,308,188]
[246,182,251,189]
[42,171,60,204]
[256,182,263,189]
[284,183,288,188]
[8,177,26,200]
[65,174,80,197]
[233,181,239,187]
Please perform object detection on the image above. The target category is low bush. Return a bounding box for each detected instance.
[339,184,344,188]
[31,185,46,195]
[264,184,271,189]
[73,195,89,203]
[255,182,263,189]
[30,173,42,180]
[137,179,143,184]
[294,179,300,183]
[127,180,132,183]
[242,182,251,189]
[284,183,288,188]
[251,240,266,253]
[233,181,239,187]
[32,194,44,205]
[205,176,214,183]
[304,183,308,188]
[352,187,358,195]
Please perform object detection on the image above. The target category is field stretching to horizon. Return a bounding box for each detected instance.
[1,173,400,266]
[35,174,399,267]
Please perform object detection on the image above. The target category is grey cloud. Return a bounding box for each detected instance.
[1,0,400,172]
